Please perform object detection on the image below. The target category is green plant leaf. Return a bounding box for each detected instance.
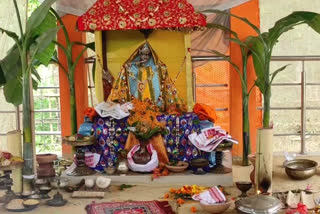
[0,28,20,45]
[31,66,41,82]
[270,64,290,84]
[31,11,57,66]
[30,26,61,59]
[0,45,21,83]
[245,36,267,93]
[32,77,38,90]
[0,65,6,86]
[3,78,22,106]
[206,23,239,39]
[26,0,56,36]
[268,11,320,48]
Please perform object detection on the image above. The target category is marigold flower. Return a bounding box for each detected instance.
[164,193,169,199]
[190,206,197,213]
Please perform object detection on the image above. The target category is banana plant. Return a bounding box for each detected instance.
[205,10,320,130]
[50,9,94,135]
[0,0,59,178]
[203,20,255,166]
[246,11,320,128]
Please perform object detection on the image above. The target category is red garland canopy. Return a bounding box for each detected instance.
[77,0,207,31]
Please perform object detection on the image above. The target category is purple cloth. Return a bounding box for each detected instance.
[87,113,208,171]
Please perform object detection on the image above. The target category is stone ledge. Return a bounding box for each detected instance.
[61,171,233,186]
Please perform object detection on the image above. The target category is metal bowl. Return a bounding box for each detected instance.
[284,159,318,180]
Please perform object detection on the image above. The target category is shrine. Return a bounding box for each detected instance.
[1,0,320,213]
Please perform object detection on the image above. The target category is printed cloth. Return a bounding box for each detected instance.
[87,113,208,171]
[85,201,175,214]
[77,0,206,31]
[192,186,226,205]
[188,127,238,152]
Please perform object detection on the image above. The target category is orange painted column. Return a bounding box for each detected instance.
[230,0,261,156]
[58,15,89,158]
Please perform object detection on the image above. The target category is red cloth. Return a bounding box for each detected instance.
[86,201,175,214]
[285,203,308,214]
[77,0,206,31]
[193,103,217,123]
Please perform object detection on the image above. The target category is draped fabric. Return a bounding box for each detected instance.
[56,0,249,66]
[56,0,249,16]
[77,0,206,31]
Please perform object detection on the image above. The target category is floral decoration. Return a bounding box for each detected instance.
[128,99,167,140]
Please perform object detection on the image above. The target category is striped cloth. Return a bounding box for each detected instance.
[192,186,226,205]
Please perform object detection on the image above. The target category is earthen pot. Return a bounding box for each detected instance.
[132,140,151,165]
[36,154,57,178]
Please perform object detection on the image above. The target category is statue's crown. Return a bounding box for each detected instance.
[140,44,151,55]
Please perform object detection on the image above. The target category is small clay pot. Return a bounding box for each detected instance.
[36,154,57,178]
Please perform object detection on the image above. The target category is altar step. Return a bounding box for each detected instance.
[62,171,233,187]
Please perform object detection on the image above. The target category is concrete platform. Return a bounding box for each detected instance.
[61,170,233,186]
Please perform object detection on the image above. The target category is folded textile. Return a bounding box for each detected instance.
[127,144,159,172]
[192,186,226,204]
[193,103,218,123]
[188,127,238,152]
[94,102,132,119]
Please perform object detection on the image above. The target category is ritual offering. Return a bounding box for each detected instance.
[63,135,96,176]
[165,161,189,173]
[23,199,40,209]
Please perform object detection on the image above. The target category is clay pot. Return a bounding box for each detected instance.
[248,154,256,184]
[36,154,57,178]
[132,140,151,165]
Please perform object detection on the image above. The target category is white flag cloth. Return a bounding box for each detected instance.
[188,127,238,152]
[94,101,132,120]
[192,186,226,205]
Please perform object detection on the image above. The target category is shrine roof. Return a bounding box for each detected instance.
[77,0,207,31]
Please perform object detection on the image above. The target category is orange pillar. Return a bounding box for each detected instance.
[58,15,89,159]
[230,0,261,156]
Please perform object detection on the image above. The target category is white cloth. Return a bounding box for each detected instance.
[188,127,238,152]
[85,152,101,168]
[127,144,158,172]
[94,101,132,119]
[192,186,226,205]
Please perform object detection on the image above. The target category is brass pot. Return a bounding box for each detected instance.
[284,159,317,180]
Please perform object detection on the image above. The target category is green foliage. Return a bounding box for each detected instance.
[205,10,320,128]
[0,0,58,175]
[0,0,58,105]
[50,8,95,135]
[245,11,320,128]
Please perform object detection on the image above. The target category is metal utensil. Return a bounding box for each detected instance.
[284,159,317,180]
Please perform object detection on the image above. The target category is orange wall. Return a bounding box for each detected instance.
[58,15,89,158]
[230,0,261,156]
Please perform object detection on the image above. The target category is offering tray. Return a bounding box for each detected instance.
[63,136,96,176]
[4,204,38,213]
[62,136,95,146]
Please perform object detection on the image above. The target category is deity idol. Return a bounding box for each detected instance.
[108,42,185,113]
